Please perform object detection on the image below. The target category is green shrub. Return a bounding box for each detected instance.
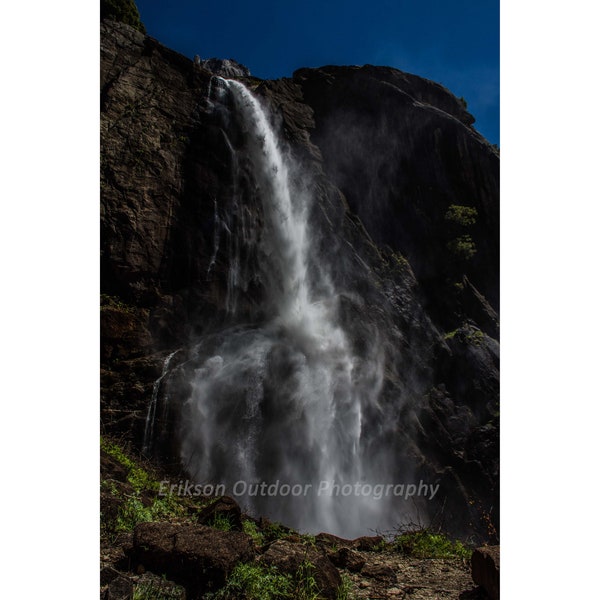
[101,0,146,33]
[447,235,477,260]
[445,204,478,227]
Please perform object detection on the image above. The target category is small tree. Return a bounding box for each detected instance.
[101,0,146,34]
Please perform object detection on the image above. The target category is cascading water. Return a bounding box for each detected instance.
[143,350,180,455]
[178,79,398,537]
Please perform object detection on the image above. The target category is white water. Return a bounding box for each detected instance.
[179,80,389,537]
[206,199,220,278]
[143,350,180,454]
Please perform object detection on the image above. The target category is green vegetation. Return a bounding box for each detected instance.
[447,234,477,260]
[205,563,292,600]
[261,520,289,543]
[445,205,478,227]
[465,328,485,346]
[100,293,136,313]
[206,558,331,600]
[133,579,186,600]
[390,252,409,269]
[444,326,485,346]
[292,560,321,600]
[210,512,234,532]
[373,538,389,553]
[444,205,478,262]
[243,519,265,546]
[393,530,471,560]
[300,533,317,548]
[101,0,146,33]
[115,495,185,532]
[101,438,187,535]
[336,573,355,600]
[101,438,159,492]
[241,518,314,548]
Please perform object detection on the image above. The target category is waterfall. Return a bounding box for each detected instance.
[179,80,391,537]
[143,350,180,455]
[206,199,220,279]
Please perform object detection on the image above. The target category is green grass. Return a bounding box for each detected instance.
[393,530,471,560]
[101,438,187,534]
[243,519,265,546]
[132,579,186,600]
[300,533,317,548]
[206,558,339,600]
[291,560,321,600]
[114,494,186,532]
[210,512,234,532]
[101,438,159,492]
[205,562,292,600]
[336,573,355,600]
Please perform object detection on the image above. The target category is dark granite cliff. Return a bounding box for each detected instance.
[101,19,499,542]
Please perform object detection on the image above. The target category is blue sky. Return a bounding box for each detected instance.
[136,0,499,144]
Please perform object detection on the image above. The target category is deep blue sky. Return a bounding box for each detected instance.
[135,0,499,144]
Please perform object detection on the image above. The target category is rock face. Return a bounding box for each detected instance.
[195,56,251,78]
[293,65,499,326]
[101,19,499,543]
